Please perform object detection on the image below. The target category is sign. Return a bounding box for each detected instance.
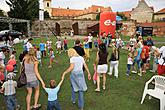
[100,12,116,38]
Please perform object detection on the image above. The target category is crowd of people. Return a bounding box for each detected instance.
[0,32,164,110]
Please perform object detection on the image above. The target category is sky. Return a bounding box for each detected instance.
[0,0,165,12]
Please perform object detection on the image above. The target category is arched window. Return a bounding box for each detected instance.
[47,3,49,7]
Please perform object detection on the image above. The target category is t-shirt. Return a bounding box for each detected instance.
[2,80,17,96]
[26,42,33,51]
[88,36,93,42]
[47,41,52,48]
[44,86,60,101]
[40,43,45,51]
[56,41,62,48]
[36,51,41,59]
[70,56,85,72]
[64,39,68,44]
[84,42,89,49]
[127,57,133,65]
[142,46,149,58]
[129,38,137,46]
[73,46,85,57]
[158,46,165,65]
[136,48,142,60]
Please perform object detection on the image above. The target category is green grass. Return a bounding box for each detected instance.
[0,36,163,110]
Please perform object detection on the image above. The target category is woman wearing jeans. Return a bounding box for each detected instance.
[62,48,91,110]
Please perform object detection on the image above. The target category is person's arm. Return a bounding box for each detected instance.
[83,62,91,80]
[34,61,45,87]
[0,83,5,93]
[57,77,64,87]
[94,52,99,65]
[62,63,74,80]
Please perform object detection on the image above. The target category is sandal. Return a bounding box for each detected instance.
[31,104,41,110]
[95,88,100,92]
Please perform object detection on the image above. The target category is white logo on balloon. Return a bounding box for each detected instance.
[104,20,116,26]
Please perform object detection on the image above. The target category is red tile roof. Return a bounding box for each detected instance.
[51,5,112,17]
[155,8,165,14]
[120,11,131,18]
[138,22,165,27]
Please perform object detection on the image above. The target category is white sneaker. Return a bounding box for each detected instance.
[131,71,137,74]
[138,73,142,76]
[107,72,112,76]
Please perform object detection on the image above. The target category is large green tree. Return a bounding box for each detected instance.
[6,0,39,20]
[6,0,39,32]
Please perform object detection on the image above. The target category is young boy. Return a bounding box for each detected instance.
[0,67,20,110]
[56,38,62,54]
[43,78,64,110]
[36,48,42,66]
[126,53,133,76]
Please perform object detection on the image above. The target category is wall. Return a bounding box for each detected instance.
[121,20,136,36]
[154,14,165,21]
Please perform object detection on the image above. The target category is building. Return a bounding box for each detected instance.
[130,0,154,23]
[154,8,165,22]
[43,0,112,20]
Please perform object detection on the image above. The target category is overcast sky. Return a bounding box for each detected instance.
[0,0,165,12]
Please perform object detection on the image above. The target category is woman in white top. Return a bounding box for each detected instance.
[62,48,91,110]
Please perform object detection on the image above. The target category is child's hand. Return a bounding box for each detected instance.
[88,73,91,80]
[41,82,45,88]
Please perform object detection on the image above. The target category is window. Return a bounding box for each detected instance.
[47,3,49,7]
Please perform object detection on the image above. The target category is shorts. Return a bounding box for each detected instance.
[158,64,165,75]
[97,64,108,73]
[26,80,39,88]
[142,56,149,64]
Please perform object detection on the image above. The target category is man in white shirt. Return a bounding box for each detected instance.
[88,33,93,50]
[157,46,165,75]
[26,38,33,51]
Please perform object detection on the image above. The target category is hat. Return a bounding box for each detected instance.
[6,65,14,72]
[6,72,16,79]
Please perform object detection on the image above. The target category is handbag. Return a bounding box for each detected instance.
[17,60,27,88]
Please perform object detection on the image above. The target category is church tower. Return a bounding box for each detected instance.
[44,0,52,17]
[130,0,154,23]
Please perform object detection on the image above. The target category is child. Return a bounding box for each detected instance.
[39,40,46,58]
[0,65,5,89]
[126,53,133,76]
[0,66,20,110]
[63,37,68,52]
[8,53,17,73]
[48,48,55,68]
[83,37,90,62]
[36,48,42,66]
[56,38,62,54]
[47,38,52,55]
[43,78,64,110]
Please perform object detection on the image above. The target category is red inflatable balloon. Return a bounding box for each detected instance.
[6,65,14,72]
[8,59,16,66]
[100,12,116,38]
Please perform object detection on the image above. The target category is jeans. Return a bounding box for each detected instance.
[127,64,132,74]
[47,100,61,110]
[71,85,84,109]
[5,94,17,110]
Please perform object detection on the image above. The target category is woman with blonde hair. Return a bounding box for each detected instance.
[62,48,91,110]
[23,48,45,110]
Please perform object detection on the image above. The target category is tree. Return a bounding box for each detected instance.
[117,12,127,21]
[96,13,100,20]
[6,0,39,32]
[6,0,39,20]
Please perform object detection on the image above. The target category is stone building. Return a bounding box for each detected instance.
[43,0,111,20]
[154,8,165,22]
[130,0,154,23]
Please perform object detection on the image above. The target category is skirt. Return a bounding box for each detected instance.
[97,64,108,73]
[70,70,87,92]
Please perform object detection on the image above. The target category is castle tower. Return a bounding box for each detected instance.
[44,0,52,17]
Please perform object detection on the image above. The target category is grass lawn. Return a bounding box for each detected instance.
[0,36,162,110]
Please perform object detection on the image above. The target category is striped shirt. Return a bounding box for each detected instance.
[2,80,17,96]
